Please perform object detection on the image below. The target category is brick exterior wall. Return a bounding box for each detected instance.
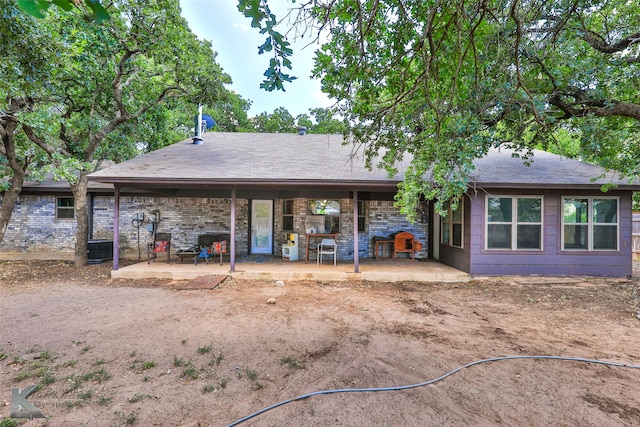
[1,195,77,259]
[274,198,428,260]
[1,194,427,261]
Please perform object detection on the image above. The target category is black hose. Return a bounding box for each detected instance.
[226,355,640,426]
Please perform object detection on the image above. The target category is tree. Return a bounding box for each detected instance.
[308,107,346,135]
[16,0,640,216]
[242,0,639,219]
[3,0,231,265]
[252,107,296,133]
[17,0,109,22]
[208,91,254,133]
[0,0,61,243]
[295,113,313,131]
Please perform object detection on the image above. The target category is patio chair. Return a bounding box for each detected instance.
[317,238,337,266]
[197,233,229,265]
[207,240,228,266]
[147,232,171,264]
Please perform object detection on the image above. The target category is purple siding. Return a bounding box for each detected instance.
[437,195,471,272]
[436,189,634,277]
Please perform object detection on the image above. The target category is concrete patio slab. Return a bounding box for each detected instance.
[111,257,470,283]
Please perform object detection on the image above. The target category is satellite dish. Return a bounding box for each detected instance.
[202,114,216,130]
[194,114,216,132]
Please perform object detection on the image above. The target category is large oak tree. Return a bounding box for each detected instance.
[241,0,639,216]
[2,0,231,264]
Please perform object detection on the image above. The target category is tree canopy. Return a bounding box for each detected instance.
[243,0,639,217]
[2,0,232,262]
[14,0,640,215]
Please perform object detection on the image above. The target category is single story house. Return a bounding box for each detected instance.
[2,132,638,277]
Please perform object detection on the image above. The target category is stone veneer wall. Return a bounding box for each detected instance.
[1,194,427,261]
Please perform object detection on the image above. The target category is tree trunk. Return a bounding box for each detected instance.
[70,172,90,267]
[0,115,26,244]
[0,174,24,244]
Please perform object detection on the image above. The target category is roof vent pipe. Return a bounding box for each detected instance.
[192,105,203,145]
[298,126,307,135]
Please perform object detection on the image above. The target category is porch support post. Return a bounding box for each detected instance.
[353,190,359,273]
[113,186,120,270]
[230,187,236,272]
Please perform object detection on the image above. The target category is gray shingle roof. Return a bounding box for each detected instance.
[88,132,640,190]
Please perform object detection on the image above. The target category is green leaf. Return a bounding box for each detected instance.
[17,0,51,18]
[85,0,110,23]
[52,0,74,12]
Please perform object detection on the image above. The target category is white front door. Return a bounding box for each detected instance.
[251,200,273,254]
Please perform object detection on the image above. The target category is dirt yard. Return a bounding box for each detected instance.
[1,260,639,427]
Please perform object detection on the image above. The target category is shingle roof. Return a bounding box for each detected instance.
[471,148,640,189]
[87,132,640,190]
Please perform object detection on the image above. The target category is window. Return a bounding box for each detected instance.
[486,196,542,250]
[282,199,294,231]
[563,197,618,251]
[56,197,75,219]
[357,200,366,232]
[441,200,464,248]
[308,199,340,233]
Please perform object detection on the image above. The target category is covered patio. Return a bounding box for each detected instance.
[112,256,470,282]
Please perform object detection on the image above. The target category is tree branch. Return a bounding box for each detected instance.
[582,30,640,54]
[549,89,640,120]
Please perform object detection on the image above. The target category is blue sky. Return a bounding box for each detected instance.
[180,0,332,118]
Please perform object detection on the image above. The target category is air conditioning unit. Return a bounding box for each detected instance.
[87,239,113,264]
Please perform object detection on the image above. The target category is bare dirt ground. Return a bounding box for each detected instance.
[1,260,639,427]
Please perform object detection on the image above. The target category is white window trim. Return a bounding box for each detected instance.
[485,195,544,251]
[441,199,464,249]
[561,196,619,252]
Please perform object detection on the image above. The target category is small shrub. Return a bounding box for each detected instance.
[128,393,150,403]
[0,418,18,427]
[173,356,186,367]
[208,352,225,366]
[114,410,139,426]
[141,361,156,371]
[280,356,304,369]
[81,367,112,383]
[39,350,52,360]
[63,360,78,368]
[197,344,212,355]
[78,389,93,400]
[202,384,215,393]
[180,362,198,380]
[98,395,113,406]
[245,369,258,381]
[40,371,56,386]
